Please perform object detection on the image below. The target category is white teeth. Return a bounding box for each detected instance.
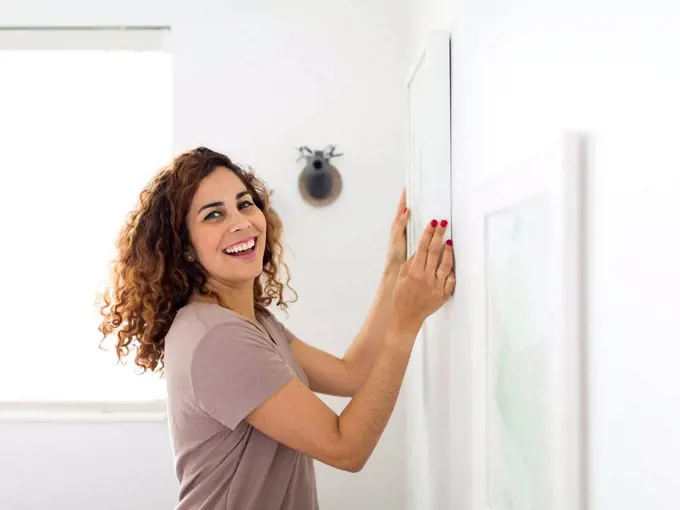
[224,238,256,254]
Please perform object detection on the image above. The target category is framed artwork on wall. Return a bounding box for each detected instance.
[406,30,452,259]
[470,132,590,510]
[404,29,452,510]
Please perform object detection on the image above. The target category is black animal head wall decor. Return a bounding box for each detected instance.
[297,145,343,206]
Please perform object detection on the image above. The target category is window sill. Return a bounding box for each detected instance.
[0,400,167,422]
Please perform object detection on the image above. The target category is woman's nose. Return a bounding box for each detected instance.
[227,214,251,234]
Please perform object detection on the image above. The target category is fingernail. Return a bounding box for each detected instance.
[446,239,453,246]
[441,219,448,228]
[431,219,438,227]
[403,207,408,214]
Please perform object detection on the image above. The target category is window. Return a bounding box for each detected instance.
[0,28,172,409]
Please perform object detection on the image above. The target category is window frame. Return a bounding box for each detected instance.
[0,27,172,421]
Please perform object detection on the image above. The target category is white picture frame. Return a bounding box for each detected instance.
[470,132,589,510]
[406,30,452,258]
[404,30,452,510]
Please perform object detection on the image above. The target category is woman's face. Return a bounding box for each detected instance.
[186,167,267,287]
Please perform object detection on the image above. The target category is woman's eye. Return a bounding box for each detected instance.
[238,200,254,210]
[204,211,222,221]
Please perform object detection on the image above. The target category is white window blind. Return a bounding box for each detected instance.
[0,29,172,404]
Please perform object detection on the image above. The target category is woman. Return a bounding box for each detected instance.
[98,147,456,510]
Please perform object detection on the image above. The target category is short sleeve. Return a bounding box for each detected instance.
[190,320,296,429]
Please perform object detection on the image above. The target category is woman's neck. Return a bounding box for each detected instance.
[191,279,257,322]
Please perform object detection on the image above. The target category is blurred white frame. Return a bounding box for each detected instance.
[470,133,589,510]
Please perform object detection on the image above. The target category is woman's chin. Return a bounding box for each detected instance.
[211,250,266,285]
[226,264,264,284]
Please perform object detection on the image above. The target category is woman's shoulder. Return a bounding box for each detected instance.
[168,303,292,353]
[165,303,266,368]
[182,302,280,343]
[186,302,242,328]
[165,303,247,350]
[166,302,236,337]
[258,309,294,344]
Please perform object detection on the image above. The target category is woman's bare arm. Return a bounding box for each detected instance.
[246,219,455,472]
[246,318,418,472]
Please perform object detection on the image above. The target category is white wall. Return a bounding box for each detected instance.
[0,422,178,509]
[409,1,680,509]
[0,1,409,509]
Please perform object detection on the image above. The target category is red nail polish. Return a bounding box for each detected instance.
[431,219,438,227]
[446,239,453,246]
[441,219,448,228]
[403,207,408,214]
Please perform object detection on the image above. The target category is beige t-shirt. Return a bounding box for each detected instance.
[163,302,318,510]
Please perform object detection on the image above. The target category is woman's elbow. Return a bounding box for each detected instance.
[335,455,367,473]
[325,441,368,473]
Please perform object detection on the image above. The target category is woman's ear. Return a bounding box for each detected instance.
[184,246,196,262]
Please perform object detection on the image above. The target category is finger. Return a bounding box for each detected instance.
[390,206,409,250]
[395,203,410,230]
[425,219,448,278]
[437,239,455,279]
[413,219,438,270]
[444,272,457,296]
[395,187,407,218]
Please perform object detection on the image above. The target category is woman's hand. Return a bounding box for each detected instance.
[385,188,410,271]
[392,219,456,333]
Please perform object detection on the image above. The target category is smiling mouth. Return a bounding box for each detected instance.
[222,237,257,257]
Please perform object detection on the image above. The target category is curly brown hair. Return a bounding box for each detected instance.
[97,147,296,374]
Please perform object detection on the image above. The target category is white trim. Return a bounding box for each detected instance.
[0,27,171,52]
[0,400,167,422]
